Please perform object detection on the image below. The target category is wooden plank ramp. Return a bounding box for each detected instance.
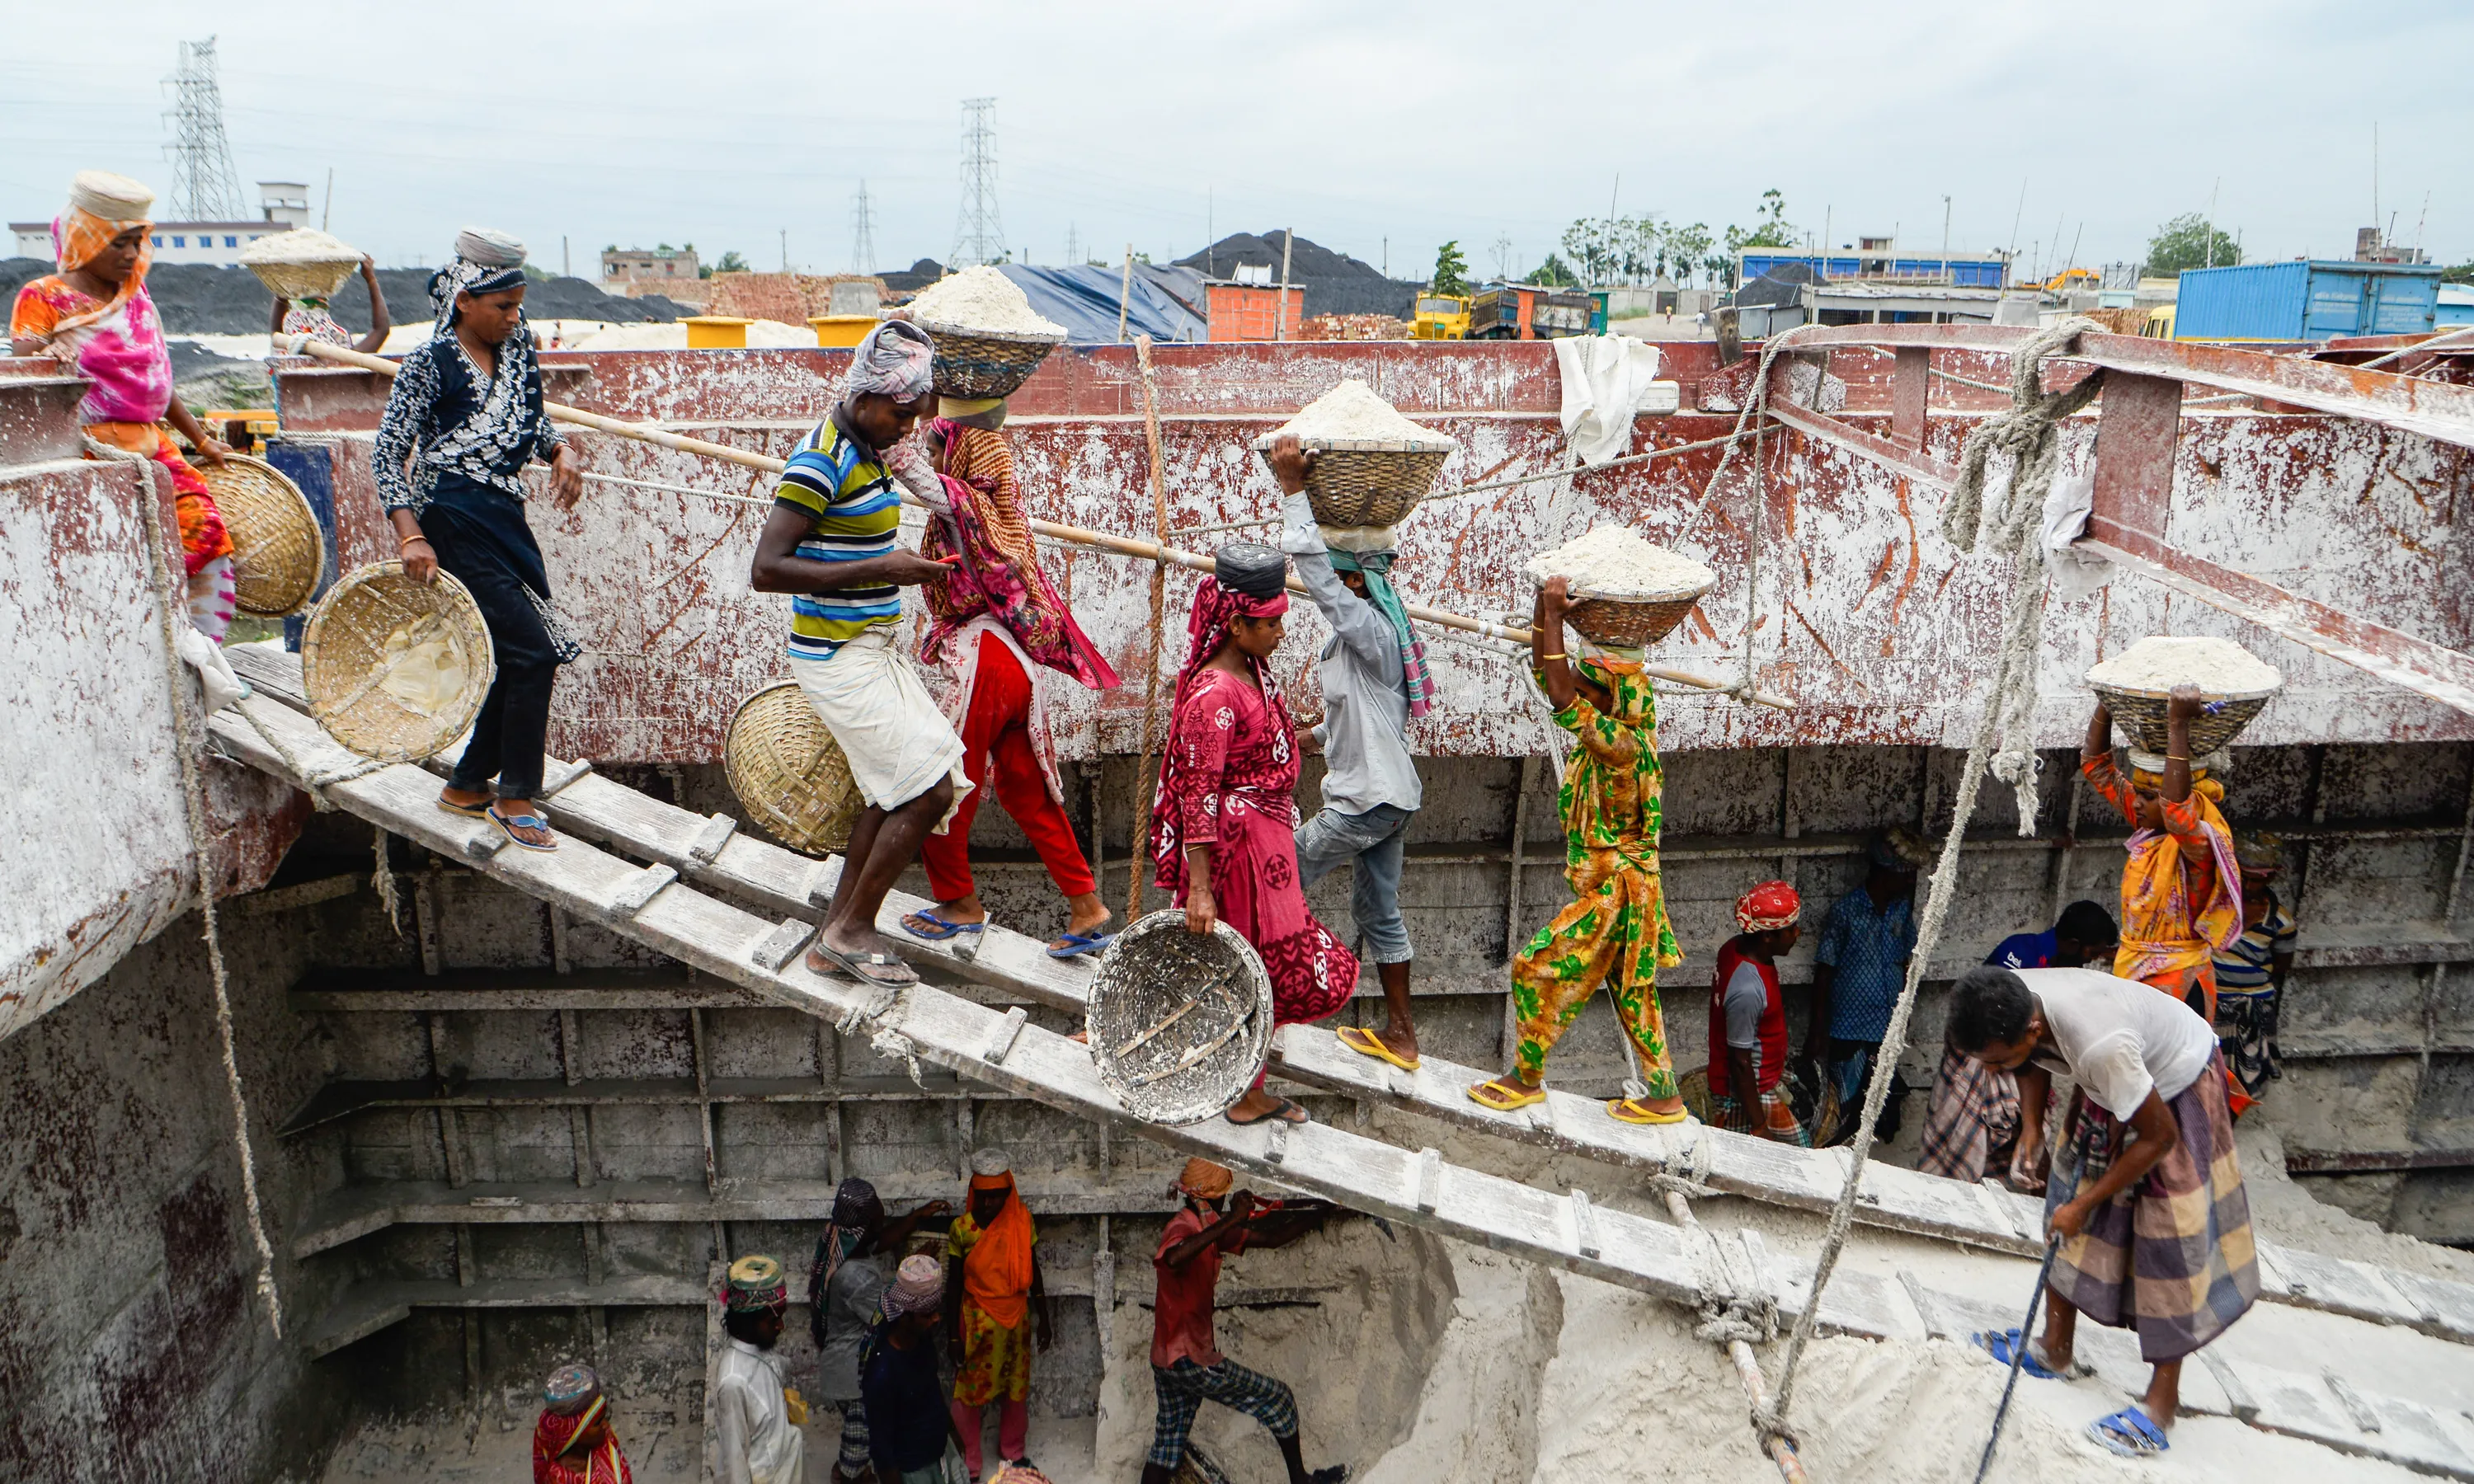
[207,689,1894,1344]
[217,645,2474,1349]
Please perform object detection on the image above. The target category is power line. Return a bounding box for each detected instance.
[850,180,878,274]
[951,96,1004,268]
[162,36,247,221]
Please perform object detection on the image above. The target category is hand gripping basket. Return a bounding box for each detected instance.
[1086,910,1277,1125]
[1532,574,1717,649]
[301,562,495,763]
[2089,679,2278,758]
[724,681,863,854]
[913,317,1068,401]
[203,453,325,616]
[1250,429,1460,529]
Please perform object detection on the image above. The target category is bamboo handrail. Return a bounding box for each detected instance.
[292,338,1790,707]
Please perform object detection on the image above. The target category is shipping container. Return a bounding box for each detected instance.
[1203,282,1307,342]
[2173,260,2440,341]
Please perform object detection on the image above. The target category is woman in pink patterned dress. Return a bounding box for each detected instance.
[1147,543,1359,1127]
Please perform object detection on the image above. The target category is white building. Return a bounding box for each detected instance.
[10,181,308,267]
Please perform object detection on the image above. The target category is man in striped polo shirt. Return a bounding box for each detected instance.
[751,320,968,987]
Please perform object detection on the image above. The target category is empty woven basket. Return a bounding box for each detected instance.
[2090,680,2278,758]
[302,563,495,763]
[204,453,324,616]
[1249,431,1459,528]
[1086,911,1275,1125]
[725,681,863,854]
[915,317,1067,400]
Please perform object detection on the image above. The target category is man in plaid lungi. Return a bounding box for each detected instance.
[1144,1161,1348,1484]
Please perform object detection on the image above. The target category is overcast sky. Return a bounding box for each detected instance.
[6,0,2466,282]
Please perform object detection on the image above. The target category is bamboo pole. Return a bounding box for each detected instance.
[1128,335,1171,918]
[294,338,1789,707]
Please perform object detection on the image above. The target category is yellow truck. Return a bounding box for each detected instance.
[1410,293,1471,340]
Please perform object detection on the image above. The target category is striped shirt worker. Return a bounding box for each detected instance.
[775,414,905,659]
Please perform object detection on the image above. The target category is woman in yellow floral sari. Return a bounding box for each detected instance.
[2081,688,2241,1020]
[1469,576,1686,1125]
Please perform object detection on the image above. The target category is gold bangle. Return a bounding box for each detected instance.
[398,535,430,549]
[1539,652,1568,661]
[2166,753,2189,762]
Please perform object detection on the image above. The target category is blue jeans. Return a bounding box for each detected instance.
[1294,802,1413,965]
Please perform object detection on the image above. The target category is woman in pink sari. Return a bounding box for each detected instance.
[1148,543,1359,1126]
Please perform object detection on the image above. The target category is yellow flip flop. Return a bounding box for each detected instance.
[1337,1024,1420,1071]
[1467,1078,1545,1111]
[1607,1097,1690,1125]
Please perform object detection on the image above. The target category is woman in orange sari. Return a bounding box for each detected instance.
[945,1148,1049,1480]
[2081,688,2241,1020]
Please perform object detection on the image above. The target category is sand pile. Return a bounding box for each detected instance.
[1524,525,1715,597]
[905,265,1064,337]
[1268,378,1446,447]
[2086,635,2280,694]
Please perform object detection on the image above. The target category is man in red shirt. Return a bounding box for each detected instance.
[1145,1159,1346,1484]
[1707,880,1808,1144]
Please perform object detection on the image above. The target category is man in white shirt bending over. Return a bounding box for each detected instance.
[1945,965,2260,1461]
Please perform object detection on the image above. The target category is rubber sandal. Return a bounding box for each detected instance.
[807,942,919,988]
[1975,1328,2070,1380]
[1046,928,1117,960]
[2087,1406,2169,1457]
[1337,1024,1420,1071]
[1225,1097,1309,1127]
[1607,1097,1690,1125]
[436,794,489,819]
[1467,1079,1545,1111]
[901,909,986,961]
[1307,1467,1349,1484]
[487,805,557,852]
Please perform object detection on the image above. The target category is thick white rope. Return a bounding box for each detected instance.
[87,435,286,1340]
[1757,321,2105,1439]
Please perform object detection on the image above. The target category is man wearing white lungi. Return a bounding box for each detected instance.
[752,319,968,988]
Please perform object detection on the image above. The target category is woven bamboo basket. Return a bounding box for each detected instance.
[202,453,324,616]
[913,317,1067,400]
[1086,910,1276,1125]
[724,682,863,854]
[1249,434,1458,528]
[243,256,357,302]
[1530,575,1715,648]
[301,563,494,763]
[2090,681,2277,758]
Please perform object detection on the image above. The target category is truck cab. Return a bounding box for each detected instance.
[1411,294,1471,340]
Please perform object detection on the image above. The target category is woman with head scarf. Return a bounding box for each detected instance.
[810,1179,952,1484]
[942,1149,1047,1479]
[895,388,1121,961]
[376,228,583,852]
[10,171,238,640]
[2081,688,2241,1021]
[751,319,969,989]
[1468,576,1687,1125]
[532,1363,633,1484]
[1147,543,1362,1128]
[266,250,391,353]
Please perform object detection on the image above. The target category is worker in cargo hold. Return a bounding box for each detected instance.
[1704,880,1810,1144]
[532,1362,635,1484]
[862,1255,967,1484]
[1800,829,1924,1144]
[892,390,1122,962]
[1468,575,1687,1124]
[714,1255,810,1484]
[1149,542,1361,1127]
[751,319,970,988]
[1266,434,1432,1072]
[2212,831,2298,1095]
[1948,964,2259,1460]
[379,227,586,853]
[1919,899,2117,1183]
[811,1179,953,1484]
[1145,1159,1346,1484]
[2081,688,2242,1021]
[944,1149,1050,1480]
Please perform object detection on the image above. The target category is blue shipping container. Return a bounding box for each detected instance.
[2175,260,2440,340]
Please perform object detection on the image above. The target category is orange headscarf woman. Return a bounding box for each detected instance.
[945,1148,1047,1480]
[2081,687,2241,1020]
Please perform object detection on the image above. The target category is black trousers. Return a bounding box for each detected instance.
[418,475,573,801]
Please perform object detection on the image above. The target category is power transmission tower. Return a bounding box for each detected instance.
[162,37,247,221]
[849,181,878,274]
[1064,223,1080,268]
[951,97,1005,268]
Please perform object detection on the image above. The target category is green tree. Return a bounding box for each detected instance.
[1525,253,1579,288]
[1431,240,1470,296]
[2145,213,2241,275]
[1713,191,1798,288]
[1559,218,1610,284]
[1664,222,1714,288]
[2443,261,2474,284]
[713,250,750,274]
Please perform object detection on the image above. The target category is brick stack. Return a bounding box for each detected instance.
[1293,312,1410,341]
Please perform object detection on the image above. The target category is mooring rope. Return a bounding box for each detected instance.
[87,435,286,1341]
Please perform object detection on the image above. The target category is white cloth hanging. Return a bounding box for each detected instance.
[1552,335,1664,467]
[2040,466,2113,599]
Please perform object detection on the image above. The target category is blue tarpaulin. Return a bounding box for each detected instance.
[995,264,1206,345]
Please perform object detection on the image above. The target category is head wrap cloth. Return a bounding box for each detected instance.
[1177,1158,1233,1200]
[1182,541,1289,673]
[2128,748,2231,804]
[815,1177,883,1298]
[428,226,529,330]
[533,1363,613,1474]
[881,1253,943,1319]
[847,319,936,404]
[1736,880,1801,933]
[49,171,156,336]
[724,1254,787,1313]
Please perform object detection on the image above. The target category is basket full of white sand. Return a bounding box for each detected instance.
[1252,378,1460,528]
[2086,635,2282,756]
[238,228,363,303]
[904,266,1067,399]
[1524,526,1717,648]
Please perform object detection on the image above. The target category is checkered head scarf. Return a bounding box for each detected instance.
[880,1253,943,1319]
[725,1254,787,1313]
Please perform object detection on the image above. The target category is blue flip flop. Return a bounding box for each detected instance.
[2087,1406,2169,1457]
[1046,928,1117,960]
[901,909,986,961]
[487,804,557,852]
[1975,1328,2066,1380]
